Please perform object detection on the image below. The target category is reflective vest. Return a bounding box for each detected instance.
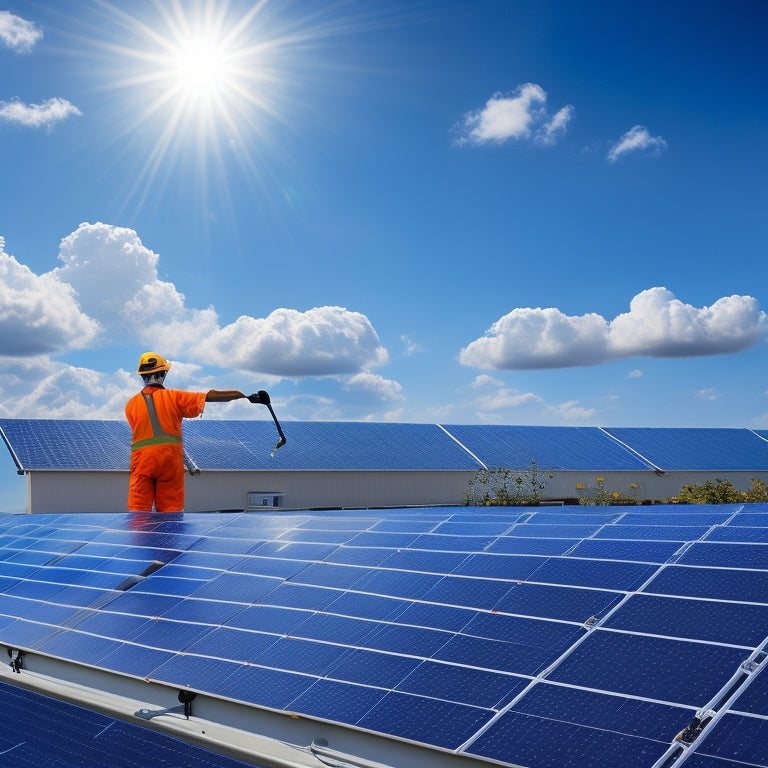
[125,386,206,451]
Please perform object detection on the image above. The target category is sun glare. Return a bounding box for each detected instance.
[171,35,230,99]
[82,0,408,214]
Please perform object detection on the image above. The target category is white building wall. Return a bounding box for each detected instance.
[23,468,768,514]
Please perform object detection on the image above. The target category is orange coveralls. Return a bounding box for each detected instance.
[125,386,207,512]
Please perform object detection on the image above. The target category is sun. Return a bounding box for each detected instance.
[171,34,230,100]
[81,0,286,206]
[78,0,408,214]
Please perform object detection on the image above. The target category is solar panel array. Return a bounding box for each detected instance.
[603,427,768,471]
[444,424,653,470]
[4,419,768,473]
[0,679,259,768]
[0,504,766,768]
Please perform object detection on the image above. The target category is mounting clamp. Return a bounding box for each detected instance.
[178,690,197,719]
[8,648,25,674]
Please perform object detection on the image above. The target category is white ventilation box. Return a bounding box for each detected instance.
[247,492,284,509]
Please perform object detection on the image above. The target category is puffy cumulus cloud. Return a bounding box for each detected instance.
[608,288,766,357]
[608,125,667,162]
[0,97,81,128]
[0,238,99,356]
[460,288,767,370]
[0,11,42,52]
[0,357,135,419]
[460,306,609,370]
[47,223,390,380]
[50,222,183,337]
[2,223,397,420]
[455,83,573,146]
[197,307,389,377]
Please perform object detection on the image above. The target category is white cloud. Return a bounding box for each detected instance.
[471,374,504,388]
[197,307,389,377]
[343,372,404,402]
[0,358,134,419]
[0,11,42,52]
[547,400,596,422]
[400,334,422,356]
[0,237,99,356]
[0,97,81,128]
[695,388,719,401]
[460,306,609,369]
[45,223,390,379]
[608,287,766,357]
[474,388,543,412]
[460,287,767,370]
[627,369,643,378]
[537,105,575,145]
[455,83,573,146]
[608,125,667,162]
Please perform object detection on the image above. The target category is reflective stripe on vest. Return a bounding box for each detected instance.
[131,391,183,450]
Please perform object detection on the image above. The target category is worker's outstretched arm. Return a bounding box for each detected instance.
[206,389,270,403]
[205,389,246,402]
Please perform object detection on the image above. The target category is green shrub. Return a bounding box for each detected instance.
[745,478,768,502]
[576,477,640,506]
[672,478,744,504]
[463,461,553,506]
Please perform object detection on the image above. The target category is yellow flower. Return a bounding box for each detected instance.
[576,483,584,490]
[612,492,620,498]
[596,477,604,482]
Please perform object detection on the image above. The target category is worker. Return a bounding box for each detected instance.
[125,352,269,512]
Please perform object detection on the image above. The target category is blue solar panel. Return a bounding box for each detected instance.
[186,420,483,470]
[468,684,693,768]
[549,630,748,703]
[0,680,260,768]
[692,713,768,766]
[0,503,766,768]
[0,419,131,470]
[4,418,767,482]
[442,424,654,469]
[604,427,768,470]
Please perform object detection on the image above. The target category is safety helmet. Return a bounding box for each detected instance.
[136,352,171,375]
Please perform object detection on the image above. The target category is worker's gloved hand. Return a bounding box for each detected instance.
[247,390,270,405]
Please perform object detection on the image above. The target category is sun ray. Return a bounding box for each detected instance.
[61,0,426,220]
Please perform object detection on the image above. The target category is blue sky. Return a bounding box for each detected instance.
[1,0,767,508]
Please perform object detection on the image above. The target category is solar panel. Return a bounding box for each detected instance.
[604,427,768,470]
[4,418,767,482]
[0,419,130,470]
[442,424,654,469]
[0,680,261,768]
[185,420,484,470]
[0,504,766,768]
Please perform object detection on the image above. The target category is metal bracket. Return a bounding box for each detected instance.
[178,690,197,719]
[7,649,25,674]
[135,691,197,721]
[675,709,716,744]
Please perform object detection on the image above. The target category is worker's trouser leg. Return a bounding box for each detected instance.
[128,445,186,512]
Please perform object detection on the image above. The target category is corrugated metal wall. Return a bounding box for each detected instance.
[24,467,768,514]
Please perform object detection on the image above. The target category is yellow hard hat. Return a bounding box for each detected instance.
[136,352,171,375]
